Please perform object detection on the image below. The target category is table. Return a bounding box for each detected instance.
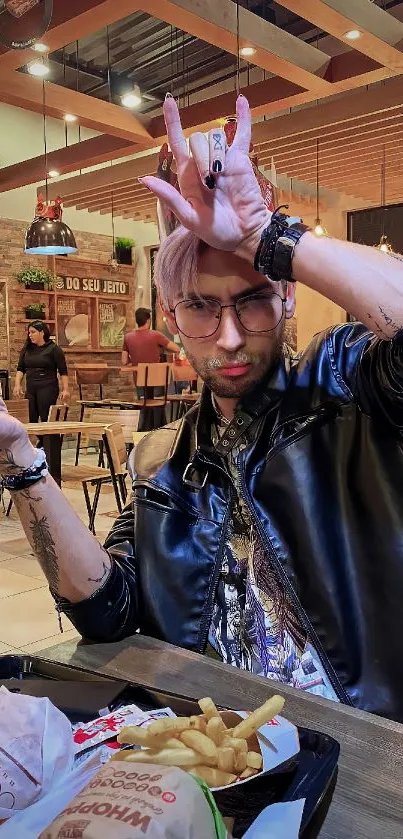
[24,422,112,487]
[39,634,403,839]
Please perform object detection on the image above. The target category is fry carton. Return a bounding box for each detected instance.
[214,710,299,790]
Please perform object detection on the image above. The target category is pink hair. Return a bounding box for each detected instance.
[154,226,207,312]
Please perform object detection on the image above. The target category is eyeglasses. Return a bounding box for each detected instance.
[170,291,286,339]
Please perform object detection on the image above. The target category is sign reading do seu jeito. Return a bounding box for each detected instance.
[55,275,129,296]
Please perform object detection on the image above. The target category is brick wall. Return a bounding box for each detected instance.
[1,217,136,416]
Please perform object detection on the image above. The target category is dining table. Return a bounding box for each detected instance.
[24,421,114,487]
[38,633,403,839]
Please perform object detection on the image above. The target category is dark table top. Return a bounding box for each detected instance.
[39,634,403,839]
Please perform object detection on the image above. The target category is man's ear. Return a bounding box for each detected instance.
[284,282,296,320]
[163,311,178,336]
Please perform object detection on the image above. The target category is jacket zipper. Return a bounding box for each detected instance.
[237,447,353,706]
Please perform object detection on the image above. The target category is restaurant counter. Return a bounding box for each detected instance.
[38,633,403,839]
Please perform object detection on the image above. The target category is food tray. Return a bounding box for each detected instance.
[0,654,339,838]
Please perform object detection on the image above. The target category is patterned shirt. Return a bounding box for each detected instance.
[208,408,338,701]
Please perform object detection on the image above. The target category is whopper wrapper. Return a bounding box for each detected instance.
[39,762,226,839]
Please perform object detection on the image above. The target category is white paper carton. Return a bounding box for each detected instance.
[212,710,300,791]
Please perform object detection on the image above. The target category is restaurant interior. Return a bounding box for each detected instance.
[0,1,403,837]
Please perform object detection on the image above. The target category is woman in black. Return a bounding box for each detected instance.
[13,321,70,422]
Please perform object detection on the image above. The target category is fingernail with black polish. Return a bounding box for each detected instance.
[205,174,215,189]
[212,160,222,173]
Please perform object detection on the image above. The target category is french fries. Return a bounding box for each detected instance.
[115,693,284,788]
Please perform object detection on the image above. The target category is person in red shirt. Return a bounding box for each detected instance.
[122,307,179,397]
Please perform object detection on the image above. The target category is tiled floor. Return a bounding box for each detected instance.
[0,449,119,654]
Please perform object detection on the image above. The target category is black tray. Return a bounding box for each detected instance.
[0,654,339,838]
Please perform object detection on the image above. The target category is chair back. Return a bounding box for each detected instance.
[104,423,127,476]
[171,363,198,385]
[75,365,109,387]
[5,399,29,423]
[136,362,171,388]
[89,408,139,443]
[47,404,69,422]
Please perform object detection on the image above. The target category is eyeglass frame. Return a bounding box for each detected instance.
[169,289,288,339]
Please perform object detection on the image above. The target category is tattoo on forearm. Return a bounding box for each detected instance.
[87,555,110,585]
[365,313,389,339]
[29,503,59,592]
[378,306,403,335]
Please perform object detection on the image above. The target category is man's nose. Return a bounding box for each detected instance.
[215,306,246,353]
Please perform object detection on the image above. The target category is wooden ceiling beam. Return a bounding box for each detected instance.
[63,182,147,207]
[75,191,153,211]
[275,1,403,71]
[42,153,160,201]
[0,73,153,144]
[251,76,403,145]
[260,131,403,175]
[143,0,331,92]
[0,135,138,193]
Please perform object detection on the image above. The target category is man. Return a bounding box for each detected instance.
[122,306,179,395]
[1,95,403,719]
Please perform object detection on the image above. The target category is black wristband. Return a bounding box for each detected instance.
[1,450,48,492]
[255,206,310,283]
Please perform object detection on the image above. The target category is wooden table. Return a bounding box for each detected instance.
[39,635,403,839]
[24,422,113,487]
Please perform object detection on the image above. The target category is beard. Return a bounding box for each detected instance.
[184,332,284,400]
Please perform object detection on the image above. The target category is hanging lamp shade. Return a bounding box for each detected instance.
[24,195,77,255]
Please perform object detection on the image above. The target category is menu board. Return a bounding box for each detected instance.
[57,297,91,348]
[98,300,127,348]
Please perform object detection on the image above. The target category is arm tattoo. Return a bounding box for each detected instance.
[378,306,403,335]
[29,503,59,592]
[87,555,110,585]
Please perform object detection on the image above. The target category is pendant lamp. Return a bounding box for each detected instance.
[376,145,392,254]
[24,80,77,255]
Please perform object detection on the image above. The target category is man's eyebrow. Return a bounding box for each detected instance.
[183,283,274,302]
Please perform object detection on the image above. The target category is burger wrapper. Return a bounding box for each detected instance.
[39,761,226,839]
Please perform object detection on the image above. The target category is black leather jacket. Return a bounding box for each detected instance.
[59,323,403,719]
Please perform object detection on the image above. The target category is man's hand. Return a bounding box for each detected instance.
[60,389,70,405]
[141,94,271,263]
[12,386,24,399]
[0,399,37,475]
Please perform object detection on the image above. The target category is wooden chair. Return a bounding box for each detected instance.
[61,422,127,534]
[136,362,171,406]
[167,364,199,420]
[74,364,109,401]
[4,399,29,423]
[48,404,69,422]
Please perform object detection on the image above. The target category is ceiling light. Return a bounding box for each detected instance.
[121,85,142,109]
[239,46,256,57]
[377,234,392,254]
[32,42,48,53]
[64,113,77,123]
[27,60,49,77]
[314,220,326,237]
[48,170,60,178]
[344,29,362,40]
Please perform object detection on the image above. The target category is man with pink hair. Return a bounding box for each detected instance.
[1,95,403,719]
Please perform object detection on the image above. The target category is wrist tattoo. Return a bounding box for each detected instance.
[212,133,223,151]
[378,306,403,336]
[29,503,59,592]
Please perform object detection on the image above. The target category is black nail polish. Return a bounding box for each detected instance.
[212,160,222,173]
[205,174,215,190]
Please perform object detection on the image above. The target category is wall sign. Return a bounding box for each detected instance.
[55,275,129,296]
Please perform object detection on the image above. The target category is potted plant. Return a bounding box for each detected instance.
[114,237,135,266]
[24,302,46,320]
[16,268,54,290]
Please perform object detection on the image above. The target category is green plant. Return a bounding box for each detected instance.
[25,302,45,313]
[115,237,135,249]
[16,268,54,289]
